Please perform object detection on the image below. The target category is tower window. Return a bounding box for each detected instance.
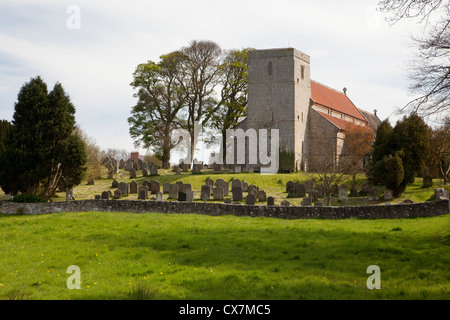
[301,65,305,80]
[268,61,273,75]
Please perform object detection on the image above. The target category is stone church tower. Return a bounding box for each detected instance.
[245,48,311,171]
[236,47,381,173]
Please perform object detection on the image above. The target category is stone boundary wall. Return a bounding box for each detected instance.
[0,199,448,219]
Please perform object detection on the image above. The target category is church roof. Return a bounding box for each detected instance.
[311,80,367,122]
[314,110,351,130]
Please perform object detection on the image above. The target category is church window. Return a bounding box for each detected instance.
[302,141,304,153]
[301,65,305,79]
[302,112,304,122]
[268,61,273,75]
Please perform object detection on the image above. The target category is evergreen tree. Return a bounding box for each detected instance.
[0,76,86,199]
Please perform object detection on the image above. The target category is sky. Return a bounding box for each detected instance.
[0,0,427,163]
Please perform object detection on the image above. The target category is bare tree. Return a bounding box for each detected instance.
[378,0,450,119]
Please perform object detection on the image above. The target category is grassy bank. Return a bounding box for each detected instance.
[0,212,448,300]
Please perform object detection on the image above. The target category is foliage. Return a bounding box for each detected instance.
[0,77,86,199]
[11,193,45,203]
[428,117,450,184]
[370,153,405,197]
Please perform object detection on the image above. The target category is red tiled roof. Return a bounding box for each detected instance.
[315,110,351,130]
[311,80,367,122]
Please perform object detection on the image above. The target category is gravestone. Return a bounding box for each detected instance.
[281,200,290,207]
[267,196,275,206]
[213,187,224,200]
[94,194,101,200]
[295,183,306,197]
[125,160,132,172]
[107,171,114,180]
[257,190,267,202]
[423,175,433,188]
[301,197,312,207]
[138,187,148,200]
[232,179,242,190]
[350,186,358,197]
[156,192,163,202]
[149,163,158,176]
[308,191,318,203]
[180,162,189,172]
[234,166,241,173]
[368,187,380,201]
[172,165,179,173]
[101,191,109,200]
[142,168,148,177]
[201,185,212,200]
[119,159,125,169]
[242,182,248,192]
[205,178,214,187]
[178,191,186,201]
[286,181,294,193]
[314,185,324,198]
[216,179,229,196]
[359,183,371,196]
[246,194,256,205]
[288,188,297,198]
[129,181,138,194]
[213,163,222,173]
[118,182,129,196]
[163,182,171,194]
[114,189,122,199]
[232,186,243,201]
[141,161,148,171]
[168,184,179,199]
[66,189,75,201]
[338,186,348,202]
[305,180,314,192]
[384,189,393,201]
[224,198,232,204]
[175,167,181,175]
[192,164,202,174]
[179,183,192,193]
[150,180,160,194]
[129,168,137,179]
[112,180,119,188]
[435,188,449,200]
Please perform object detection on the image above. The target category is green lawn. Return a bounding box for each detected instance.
[0,211,448,300]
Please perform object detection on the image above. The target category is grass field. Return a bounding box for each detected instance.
[0,212,448,300]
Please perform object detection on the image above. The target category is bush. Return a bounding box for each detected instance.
[12,193,45,203]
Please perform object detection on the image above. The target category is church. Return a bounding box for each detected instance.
[237,47,381,172]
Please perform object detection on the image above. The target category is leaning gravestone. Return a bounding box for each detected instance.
[129,181,138,194]
[258,190,267,202]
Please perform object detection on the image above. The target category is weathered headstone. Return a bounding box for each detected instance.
[163,182,171,194]
[308,190,318,203]
[305,180,314,192]
[172,165,179,172]
[246,194,256,205]
[175,166,181,175]
[168,184,178,199]
[178,191,186,201]
[257,190,267,202]
[129,168,137,179]
[192,164,202,174]
[359,183,371,196]
[248,186,258,198]
[224,198,232,204]
[119,159,125,169]
[435,188,449,200]
[384,189,393,201]
[118,182,129,196]
[101,191,110,200]
[138,187,148,200]
[205,178,214,187]
[180,162,189,172]
[232,179,242,190]
[286,181,294,193]
[156,192,163,202]
[234,166,241,173]
[112,180,119,188]
[295,183,306,197]
[66,189,75,201]
[213,163,222,173]
[129,181,138,194]
[150,180,160,194]
[149,163,158,176]
[281,200,290,207]
[314,185,324,198]
[114,189,122,199]
[201,185,212,200]
[94,194,101,200]
[232,186,243,201]
[423,175,433,188]
[242,182,248,192]
[179,183,191,193]
[267,197,275,206]
[213,187,224,200]
[368,187,380,201]
[142,168,148,177]
[301,197,312,206]
[288,188,297,198]
[338,186,348,202]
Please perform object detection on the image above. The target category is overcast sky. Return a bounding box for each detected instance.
[0,0,426,162]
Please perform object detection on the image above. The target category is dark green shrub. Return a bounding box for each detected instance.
[12,193,45,203]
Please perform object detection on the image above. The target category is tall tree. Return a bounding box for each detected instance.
[204,48,251,163]
[428,117,450,184]
[378,0,450,118]
[0,77,86,199]
[177,40,223,164]
[129,52,186,168]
